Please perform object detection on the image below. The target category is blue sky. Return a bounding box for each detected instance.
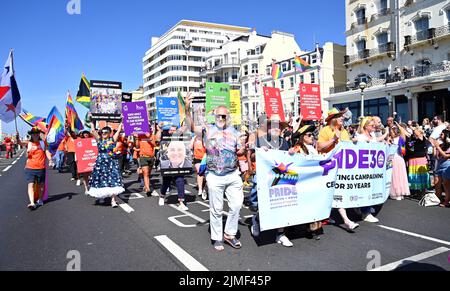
[0,0,345,136]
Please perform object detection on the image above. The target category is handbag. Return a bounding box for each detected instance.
[418,193,441,207]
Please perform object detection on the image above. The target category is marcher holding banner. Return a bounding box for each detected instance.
[290,125,323,240]
[136,127,160,196]
[186,95,245,251]
[388,122,410,200]
[87,117,125,208]
[248,115,295,247]
[317,108,359,231]
[76,130,96,195]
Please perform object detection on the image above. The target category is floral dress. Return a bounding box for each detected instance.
[87,138,125,198]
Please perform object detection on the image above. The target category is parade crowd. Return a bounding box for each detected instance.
[8,93,450,251]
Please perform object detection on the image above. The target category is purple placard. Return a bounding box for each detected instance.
[122,101,150,136]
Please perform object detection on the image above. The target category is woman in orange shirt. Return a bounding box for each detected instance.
[25,127,52,210]
[191,130,206,200]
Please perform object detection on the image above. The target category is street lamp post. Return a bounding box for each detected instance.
[359,81,367,118]
[182,34,193,95]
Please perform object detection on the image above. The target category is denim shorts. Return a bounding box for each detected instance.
[435,159,450,178]
[24,168,46,184]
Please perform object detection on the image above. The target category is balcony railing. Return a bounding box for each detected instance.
[344,42,395,64]
[370,8,391,22]
[403,24,450,50]
[330,61,450,94]
[350,17,367,29]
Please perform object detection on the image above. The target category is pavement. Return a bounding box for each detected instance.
[0,152,449,271]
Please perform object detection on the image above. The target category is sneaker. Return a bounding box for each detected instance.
[27,203,37,210]
[84,191,89,195]
[71,178,75,181]
[395,197,403,201]
[201,190,207,201]
[276,234,293,247]
[344,221,359,230]
[178,203,189,211]
[111,201,119,208]
[36,200,44,207]
[158,198,165,206]
[251,215,260,237]
[151,190,159,197]
[363,213,379,223]
[76,179,81,186]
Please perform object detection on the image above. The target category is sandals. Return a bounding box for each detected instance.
[223,236,242,249]
[213,240,224,251]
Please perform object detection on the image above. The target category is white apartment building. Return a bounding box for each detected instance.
[143,20,251,119]
[327,0,450,123]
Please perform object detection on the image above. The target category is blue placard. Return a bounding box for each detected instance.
[156,97,180,128]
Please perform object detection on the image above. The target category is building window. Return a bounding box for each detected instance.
[310,72,316,84]
[377,33,388,46]
[300,75,304,84]
[290,77,295,88]
[414,17,429,40]
[244,65,248,76]
[251,64,258,74]
[266,67,271,76]
[379,69,389,79]
[379,0,388,13]
[447,10,450,24]
[281,62,288,72]
[244,83,249,95]
[224,72,229,82]
[224,54,228,64]
[255,102,259,118]
[256,46,261,55]
[244,103,249,115]
[280,80,285,89]
[356,39,366,52]
[356,8,366,25]
[310,54,318,65]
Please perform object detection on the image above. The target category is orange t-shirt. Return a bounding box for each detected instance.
[57,139,67,151]
[115,137,127,154]
[66,137,76,153]
[26,142,46,170]
[193,138,206,160]
[138,135,157,157]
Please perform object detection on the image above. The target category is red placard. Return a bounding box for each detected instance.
[74,138,98,174]
[300,83,322,121]
[263,87,285,122]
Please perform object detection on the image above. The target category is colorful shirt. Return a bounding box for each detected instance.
[204,125,241,176]
[26,141,46,170]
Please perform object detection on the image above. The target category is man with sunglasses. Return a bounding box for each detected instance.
[186,95,245,252]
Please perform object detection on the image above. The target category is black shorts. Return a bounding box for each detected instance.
[25,169,46,184]
[139,157,155,168]
[193,158,202,165]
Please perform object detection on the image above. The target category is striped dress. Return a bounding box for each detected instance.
[406,136,431,191]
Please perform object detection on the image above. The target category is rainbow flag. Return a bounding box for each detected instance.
[19,109,47,132]
[294,56,312,72]
[65,92,84,133]
[76,73,91,109]
[271,63,283,80]
[178,91,186,126]
[46,106,65,155]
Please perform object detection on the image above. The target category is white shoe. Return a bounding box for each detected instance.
[71,178,75,181]
[158,198,165,206]
[363,213,379,223]
[151,190,159,197]
[178,203,189,211]
[276,234,293,247]
[36,199,44,207]
[395,197,403,201]
[201,190,207,201]
[76,179,81,186]
[251,215,260,237]
[111,201,118,208]
[344,221,359,230]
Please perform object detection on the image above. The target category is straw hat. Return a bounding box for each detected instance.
[325,108,347,124]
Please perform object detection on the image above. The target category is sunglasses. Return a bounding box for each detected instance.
[215,115,227,120]
[101,131,110,135]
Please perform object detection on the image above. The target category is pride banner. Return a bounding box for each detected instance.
[256,149,335,232]
[256,142,396,231]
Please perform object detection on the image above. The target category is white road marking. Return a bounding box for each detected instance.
[154,235,208,271]
[11,161,16,165]
[379,225,450,246]
[188,183,197,187]
[119,203,135,213]
[3,166,12,172]
[168,204,206,223]
[168,215,199,228]
[370,247,450,271]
